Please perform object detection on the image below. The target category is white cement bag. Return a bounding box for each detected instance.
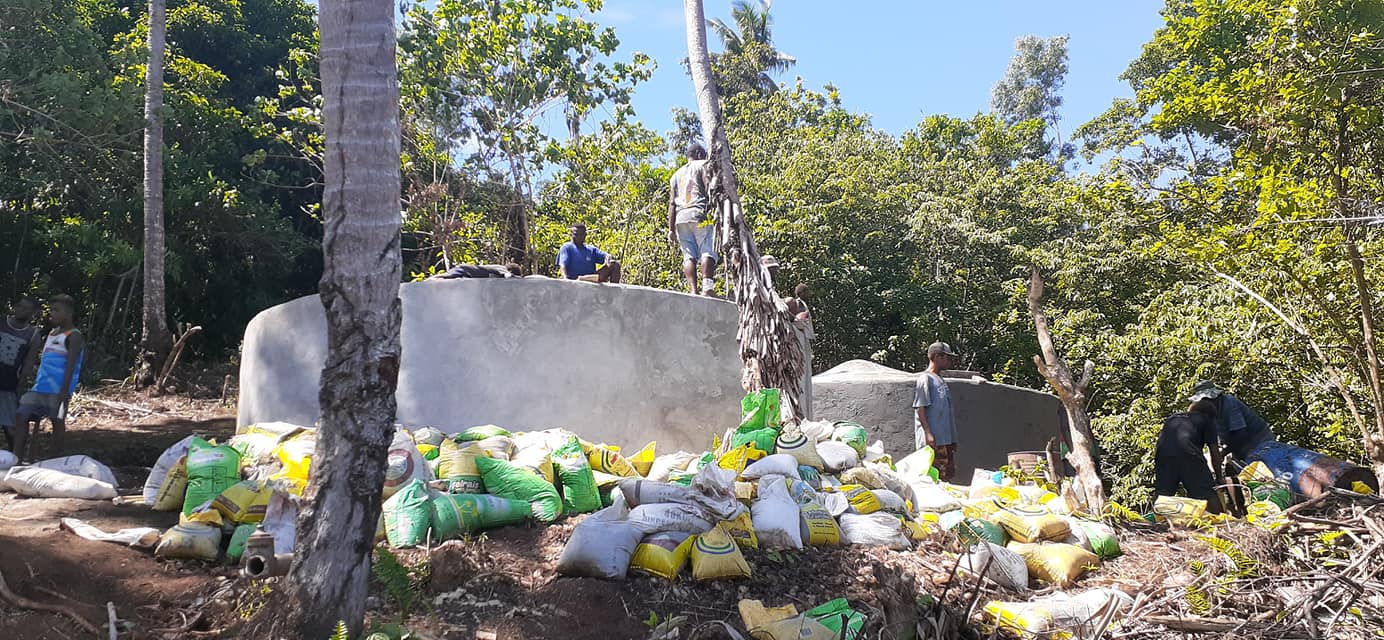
[556,504,644,579]
[618,479,697,507]
[1039,588,1135,628]
[865,462,916,508]
[4,467,117,500]
[144,435,197,505]
[895,448,937,478]
[968,468,1001,499]
[863,440,889,463]
[627,503,714,535]
[872,489,907,513]
[959,541,1028,590]
[820,491,850,516]
[838,512,910,549]
[646,451,697,482]
[687,463,747,522]
[1062,518,1093,552]
[0,450,17,473]
[741,454,802,480]
[261,491,298,555]
[382,431,431,499]
[911,482,963,513]
[817,441,860,472]
[799,420,835,443]
[412,427,446,447]
[35,455,117,488]
[751,476,803,550]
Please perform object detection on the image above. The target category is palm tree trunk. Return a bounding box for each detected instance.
[282,0,403,636]
[137,0,172,387]
[683,0,805,421]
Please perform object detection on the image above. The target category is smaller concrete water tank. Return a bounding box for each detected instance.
[812,360,1064,480]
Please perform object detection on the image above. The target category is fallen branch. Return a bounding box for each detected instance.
[0,567,101,635]
[1139,614,1249,632]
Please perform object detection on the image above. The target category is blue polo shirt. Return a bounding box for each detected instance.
[557,242,609,279]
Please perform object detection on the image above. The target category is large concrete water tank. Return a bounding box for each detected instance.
[238,278,742,452]
[812,360,1064,479]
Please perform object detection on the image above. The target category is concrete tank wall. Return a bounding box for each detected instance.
[812,360,1063,479]
[238,278,742,452]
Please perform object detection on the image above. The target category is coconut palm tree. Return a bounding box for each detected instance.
[282,0,403,637]
[705,0,796,95]
[137,0,172,387]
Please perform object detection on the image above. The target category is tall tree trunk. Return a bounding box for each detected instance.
[1330,107,1384,475]
[1027,267,1105,513]
[136,0,172,387]
[282,0,403,636]
[504,152,529,267]
[683,0,805,421]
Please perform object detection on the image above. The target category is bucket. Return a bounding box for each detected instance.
[1006,451,1046,476]
[1245,441,1379,498]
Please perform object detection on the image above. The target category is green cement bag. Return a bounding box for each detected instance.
[430,493,532,539]
[226,524,256,563]
[805,598,865,640]
[456,425,512,442]
[831,422,869,458]
[731,428,778,455]
[383,478,432,547]
[957,517,1009,547]
[739,389,781,433]
[476,456,563,522]
[553,438,601,514]
[1071,519,1121,560]
[183,437,242,515]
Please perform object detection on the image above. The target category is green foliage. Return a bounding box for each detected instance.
[2,0,321,373]
[1196,534,1259,578]
[398,0,653,264]
[706,0,796,97]
[371,547,430,621]
[329,621,349,640]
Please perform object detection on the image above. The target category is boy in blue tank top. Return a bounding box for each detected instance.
[11,294,84,460]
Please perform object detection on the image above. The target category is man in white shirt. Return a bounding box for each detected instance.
[668,143,717,296]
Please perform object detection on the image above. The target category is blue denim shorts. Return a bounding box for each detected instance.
[675,221,718,262]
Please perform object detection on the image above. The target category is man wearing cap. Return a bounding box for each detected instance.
[914,342,959,480]
[669,143,717,296]
[1188,381,1276,463]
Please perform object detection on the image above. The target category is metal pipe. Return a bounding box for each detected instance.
[242,553,293,579]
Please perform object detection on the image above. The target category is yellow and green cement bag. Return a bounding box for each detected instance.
[691,524,751,580]
[429,492,532,539]
[476,456,563,522]
[630,531,694,580]
[437,440,487,493]
[182,438,242,515]
[553,438,601,514]
[383,478,433,547]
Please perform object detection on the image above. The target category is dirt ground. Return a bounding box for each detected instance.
[0,383,237,640]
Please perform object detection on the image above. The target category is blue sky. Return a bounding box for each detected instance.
[586,0,1168,138]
